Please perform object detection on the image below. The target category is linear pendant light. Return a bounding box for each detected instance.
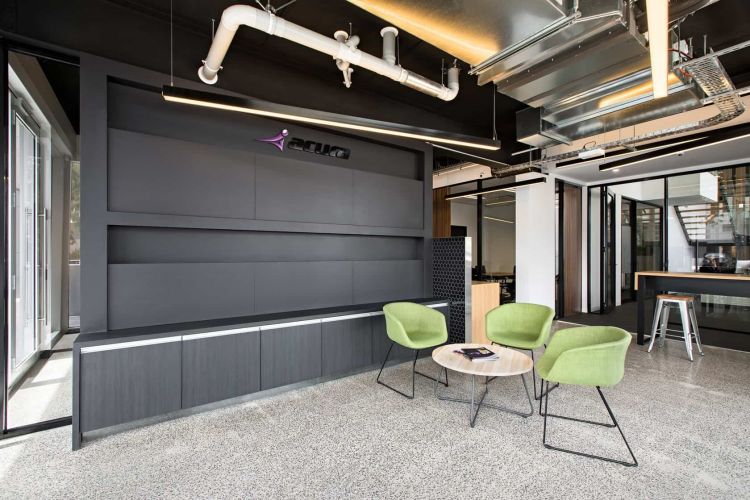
[162,86,501,151]
[600,123,750,171]
[445,177,546,200]
[484,216,514,224]
[646,0,669,98]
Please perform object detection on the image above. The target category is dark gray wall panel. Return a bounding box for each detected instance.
[108,129,256,218]
[255,155,353,224]
[80,341,182,432]
[353,171,423,229]
[254,262,352,314]
[260,323,322,390]
[353,260,424,303]
[108,226,419,264]
[107,83,421,180]
[321,318,373,376]
[108,263,253,329]
[182,330,261,408]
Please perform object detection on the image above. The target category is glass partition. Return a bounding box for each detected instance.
[481,193,516,302]
[668,167,750,332]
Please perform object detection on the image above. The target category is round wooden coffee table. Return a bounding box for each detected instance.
[432,343,534,427]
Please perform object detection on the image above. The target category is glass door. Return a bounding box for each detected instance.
[8,101,43,387]
[600,188,616,313]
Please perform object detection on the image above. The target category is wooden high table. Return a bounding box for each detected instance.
[635,271,750,345]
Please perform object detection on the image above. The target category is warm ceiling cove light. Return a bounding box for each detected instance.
[646,0,669,98]
[162,86,500,151]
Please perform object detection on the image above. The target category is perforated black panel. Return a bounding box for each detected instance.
[433,237,468,343]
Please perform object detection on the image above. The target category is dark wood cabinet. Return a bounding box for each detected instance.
[79,338,182,432]
[321,314,373,376]
[181,328,261,408]
[260,321,322,390]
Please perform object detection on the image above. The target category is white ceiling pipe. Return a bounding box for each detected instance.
[198,4,459,101]
[381,27,398,65]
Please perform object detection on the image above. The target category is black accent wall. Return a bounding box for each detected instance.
[80,56,433,333]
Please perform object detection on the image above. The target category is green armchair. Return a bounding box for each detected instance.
[485,303,555,400]
[377,302,449,399]
[536,326,637,467]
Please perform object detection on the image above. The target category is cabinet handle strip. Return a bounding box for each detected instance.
[80,336,183,353]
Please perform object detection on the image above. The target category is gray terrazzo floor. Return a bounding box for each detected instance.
[1,324,749,499]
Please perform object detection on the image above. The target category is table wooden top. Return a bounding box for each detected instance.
[635,271,750,290]
[432,343,532,377]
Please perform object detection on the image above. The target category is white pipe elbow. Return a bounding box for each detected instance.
[220,4,259,31]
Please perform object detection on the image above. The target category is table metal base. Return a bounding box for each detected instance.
[434,367,533,427]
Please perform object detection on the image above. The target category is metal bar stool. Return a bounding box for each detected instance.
[648,294,704,361]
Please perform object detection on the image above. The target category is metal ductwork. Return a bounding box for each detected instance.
[198,4,460,101]
[349,0,733,154]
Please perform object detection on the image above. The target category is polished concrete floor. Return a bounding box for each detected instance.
[6,333,77,428]
[0,324,749,498]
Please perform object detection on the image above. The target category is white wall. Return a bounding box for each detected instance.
[450,200,478,266]
[516,174,556,309]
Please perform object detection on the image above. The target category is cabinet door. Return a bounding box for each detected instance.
[371,314,414,364]
[321,315,373,376]
[260,321,322,390]
[181,328,261,409]
[79,338,182,432]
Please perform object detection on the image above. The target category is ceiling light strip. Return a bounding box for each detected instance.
[646,0,669,98]
[484,216,514,224]
[600,128,750,171]
[162,86,500,151]
[445,177,546,200]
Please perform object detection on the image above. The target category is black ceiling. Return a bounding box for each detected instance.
[100,0,528,159]
[13,0,750,162]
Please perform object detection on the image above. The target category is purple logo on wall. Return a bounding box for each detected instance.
[255,129,351,159]
[256,129,289,151]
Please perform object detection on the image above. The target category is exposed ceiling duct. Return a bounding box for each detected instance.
[198,4,460,101]
[350,0,740,170]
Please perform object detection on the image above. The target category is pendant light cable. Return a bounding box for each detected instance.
[492,86,497,141]
[170,0,174,86]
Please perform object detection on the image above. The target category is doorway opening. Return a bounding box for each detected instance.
[2,42,80,438]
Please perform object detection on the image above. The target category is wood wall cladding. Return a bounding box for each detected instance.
[433,187,451,238]
[563,184,582,315]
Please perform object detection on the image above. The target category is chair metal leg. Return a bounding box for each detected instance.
[688,302,704,356]
[659,305,670,347]
[678,302,694,361]
[542,380,638,467]
[377,343,447,399]
[648,298,663,352]
[529,346,558,401]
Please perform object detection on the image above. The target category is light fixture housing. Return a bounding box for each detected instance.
[162,86,501,151]
[578,147,606,160]
[646,0,669,98]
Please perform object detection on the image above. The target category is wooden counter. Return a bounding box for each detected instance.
[471,281,500,344]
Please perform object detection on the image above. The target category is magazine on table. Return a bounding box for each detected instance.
[454,347,499,362]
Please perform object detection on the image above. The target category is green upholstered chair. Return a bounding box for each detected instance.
[377,302,449,399]
[485,303,556,400]
[536,326,637,467]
